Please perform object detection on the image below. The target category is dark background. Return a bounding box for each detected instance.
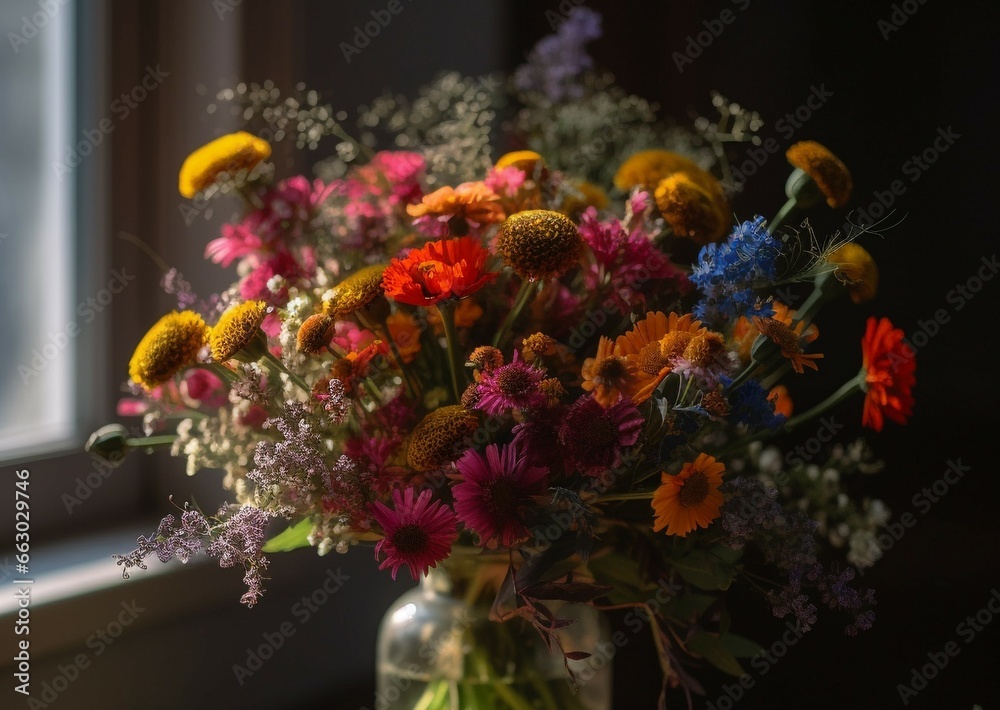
[507,1,998,708]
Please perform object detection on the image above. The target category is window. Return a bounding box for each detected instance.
[0,0,75,456]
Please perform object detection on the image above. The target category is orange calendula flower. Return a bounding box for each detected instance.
[178,131,271,198]
[861,316,915,431]
[426,297,483,333]
[581,336,641,408]
[786,141,853,208]
[382,237,496,307]
[615,311,706,403]
[406,182,505,230]
[732,302,818,363]
[651,453,725,537]
[386,312,422,364]
[751,316,824,374]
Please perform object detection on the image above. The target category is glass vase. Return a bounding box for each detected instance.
[375,554,612,709]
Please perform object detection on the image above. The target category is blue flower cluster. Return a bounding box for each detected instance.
[513,8,602,102]
[691,215,781,325]
[723,377,786,431]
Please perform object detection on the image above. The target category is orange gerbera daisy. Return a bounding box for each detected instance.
[751,316,823,374]
[581,336,641,407]
[860,316,916,431]
[651,453,725,537]
[382,237,496,307]
[615,311,706,403]
[406,182,505,232]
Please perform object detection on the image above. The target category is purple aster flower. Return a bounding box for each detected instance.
[558,394,643,477]
[474,351,547,416]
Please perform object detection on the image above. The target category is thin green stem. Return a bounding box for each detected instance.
[492,278,536,349]
[783,369,865,433]
[261,350,310,392]
[768,196,799,236]
[125,435,177,449]
[437,302,466,404]
[596,491,655,503]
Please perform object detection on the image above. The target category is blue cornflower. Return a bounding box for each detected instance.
[723,376,786,431]
[691,216,781,325]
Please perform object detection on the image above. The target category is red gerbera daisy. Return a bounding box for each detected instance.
[861,316,916,431]
[452,442,548,548]
[369,488,457,580]
[382,236,496,307]
[558,395,644,477]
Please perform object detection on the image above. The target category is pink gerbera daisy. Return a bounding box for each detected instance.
[452,442,549,548]
[474,351,547,416]
[369,488,457,580]
[558,395,644,477]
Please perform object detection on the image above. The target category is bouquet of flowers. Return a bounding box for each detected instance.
[87,9,915,708]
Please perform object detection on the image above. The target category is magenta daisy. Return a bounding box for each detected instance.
[369,488,457,580]
[452,442,549,548]
[474,351,547,417]
[558,395,644,477]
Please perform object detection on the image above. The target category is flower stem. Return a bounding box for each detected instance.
[783,369,866,433]
[437,301,466,405]
[596,491,655,503]
[492,278,536,349]
[261,350,310,392]
[768,197,799,236]
[125,435,177,449]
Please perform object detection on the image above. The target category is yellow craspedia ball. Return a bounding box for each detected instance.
[406,405,480,472]
[614,150,710,193]
[210,300,267,362]
[494,150,544,174]
[786,141,853,208]
[495,210,582,280]
[828,242,878,303]
[129,311,208,391]
[654,174,727,244]
[323,264,387,319]
[178,131,271,198]
[297,313,336,354]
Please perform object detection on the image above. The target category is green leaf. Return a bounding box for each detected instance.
[720,633,764,659]
[687,632,746,677]
[672,548,738,591]
[262,518,314,553]
[669,593,718,621]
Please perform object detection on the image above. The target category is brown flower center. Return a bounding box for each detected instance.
[484,480,518,520]
[756,319,802,355]
[596,357,626,382]
[679,471,710,508]
[660,331,694,361]
[637,341,670,375]
[391,523,429,554]
[495,367,533,395]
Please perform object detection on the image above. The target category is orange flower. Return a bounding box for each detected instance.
[406,182,505,228]
[732,302,818,363]
[768,385,794,418]
[751,316,823,374]
[615,311,706,403]
[386,312,422,364]
[861,316,915,431]
[651,453,725,537]
[786,141,853,208]
[382,237,496,307]
[426,297,483,332]
[581,336,641,407]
